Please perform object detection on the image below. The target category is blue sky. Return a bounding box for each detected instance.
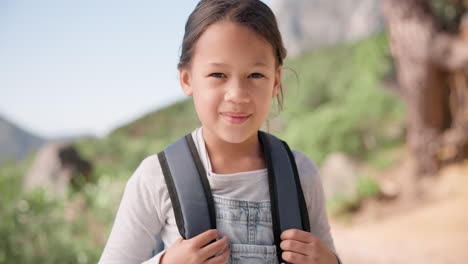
[0,0,272,139]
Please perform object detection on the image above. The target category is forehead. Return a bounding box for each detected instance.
[191,22,276,68]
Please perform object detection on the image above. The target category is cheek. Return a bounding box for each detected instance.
[192,89,221,119]
[259,98,273,116]
[194,87,220,103]
[252,90,274,118]
[253,83,275,105]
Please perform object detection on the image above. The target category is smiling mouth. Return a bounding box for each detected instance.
[221,112,252,124]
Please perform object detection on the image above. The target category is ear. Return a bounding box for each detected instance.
[272,66,282,98]
[179,68,193,96]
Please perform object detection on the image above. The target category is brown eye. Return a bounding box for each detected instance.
[209,73,226,78]
[249,73,264,79]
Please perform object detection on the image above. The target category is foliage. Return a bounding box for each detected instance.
[430,0,468,32]
[327,174,381,217]
[0,157,126,264]
[356,175,381,199]
[109,99,200,141]
[279,33,405,165]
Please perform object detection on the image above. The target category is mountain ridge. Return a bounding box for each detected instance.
[0,114,46,163]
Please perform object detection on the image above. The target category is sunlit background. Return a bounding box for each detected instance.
[1,0,468,263]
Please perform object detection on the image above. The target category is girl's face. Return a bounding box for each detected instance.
[179,22,281,144]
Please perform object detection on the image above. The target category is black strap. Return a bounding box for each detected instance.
[185,134,217,231]
[282,140,310,232]
[158,151,186,237]
[158,134,216,239]
[259,131,310,263]
[259,131,283,262]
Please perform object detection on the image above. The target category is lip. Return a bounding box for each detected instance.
[221,112,252,124]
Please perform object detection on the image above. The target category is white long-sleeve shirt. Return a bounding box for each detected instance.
[99,127,338,263]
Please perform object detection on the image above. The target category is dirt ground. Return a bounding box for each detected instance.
[331,159,468,264]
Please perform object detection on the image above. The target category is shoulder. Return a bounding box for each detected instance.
[132,127,200,187]
[134,154,162,175]
[126,154,167,198]
[290,149,323,201]
[124,154,169,223]
[291,150,320,181]
[130,154,163,182]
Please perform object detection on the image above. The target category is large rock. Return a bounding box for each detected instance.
[273,0,384,57]
[320,152,361,200]
[23,142,92,198]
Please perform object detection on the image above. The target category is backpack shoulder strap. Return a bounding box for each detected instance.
[157,134,216,239]
[258,131,310,263]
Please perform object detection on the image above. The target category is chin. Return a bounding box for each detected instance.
[218,127,257,144]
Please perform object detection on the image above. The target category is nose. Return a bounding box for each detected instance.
[224,79,251,104]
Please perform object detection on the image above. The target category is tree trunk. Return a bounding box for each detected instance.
[382,0,450,176]
[432,33,468,163]
[382,0,468,177]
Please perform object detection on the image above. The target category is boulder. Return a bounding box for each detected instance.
[23,142,92,199]
[273,0,384,57]
[320,152,361,200]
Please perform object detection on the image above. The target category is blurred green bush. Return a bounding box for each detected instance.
[280,33,405,165]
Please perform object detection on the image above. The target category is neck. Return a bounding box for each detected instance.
[202,128,265,173]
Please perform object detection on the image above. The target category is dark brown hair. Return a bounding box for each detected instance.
[178,0,286,110]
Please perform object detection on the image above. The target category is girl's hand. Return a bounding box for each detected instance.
[280,229,338,264]
[160,229,230,264]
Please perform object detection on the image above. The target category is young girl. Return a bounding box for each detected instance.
[99,0,341,263]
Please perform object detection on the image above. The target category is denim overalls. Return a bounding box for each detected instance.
[214,194,279,264]
[152,194,279,264]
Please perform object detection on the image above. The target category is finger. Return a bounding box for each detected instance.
[280,229,316,244]
[282,251,308,264]
[280,239,312,256]
[200,236,229,260]
[189,229,221,248]
[204,247,231,264]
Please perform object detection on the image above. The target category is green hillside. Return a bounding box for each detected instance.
[279,33,405,164]
[110,99,199,141]
[0,32,405,264]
